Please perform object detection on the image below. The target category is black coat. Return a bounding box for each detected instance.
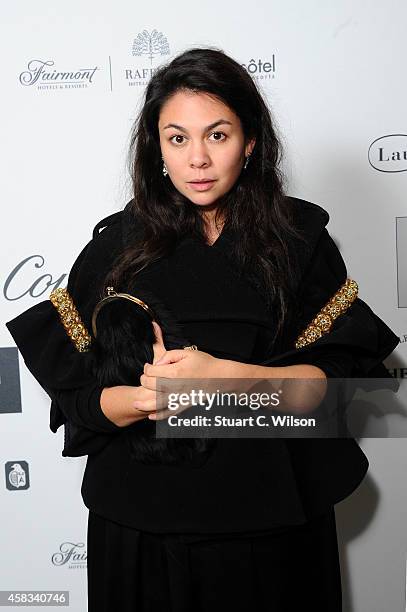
[6,196,400,534]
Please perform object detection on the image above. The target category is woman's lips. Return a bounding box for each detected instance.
[187,180,216,191]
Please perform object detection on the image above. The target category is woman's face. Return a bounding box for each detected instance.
[158,90,255,208]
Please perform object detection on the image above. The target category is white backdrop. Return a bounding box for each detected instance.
[1,1,406,610]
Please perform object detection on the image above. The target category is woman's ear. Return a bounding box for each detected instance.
[245,136,256,157]
[151,320,167,364]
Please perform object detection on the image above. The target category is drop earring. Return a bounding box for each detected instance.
[244,153,251,170]
[162,159,168,177]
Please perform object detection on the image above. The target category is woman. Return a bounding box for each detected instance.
[6,47,399,611]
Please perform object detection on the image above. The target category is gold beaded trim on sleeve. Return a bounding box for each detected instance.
[295,278,358,349]
[49,287,92,353]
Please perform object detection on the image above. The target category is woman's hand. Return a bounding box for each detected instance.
[139,348,222,420]
[100,327,221,427]
[100,384,163,427]
[144,348,221,383]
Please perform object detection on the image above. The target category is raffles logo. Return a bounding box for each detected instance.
[125,29,170,87]
[19,60,99,89]
[5,461,29,490]
[241,57,276,80]
[368,134,407,172]
[132,29,170,64]
[51,542,87,568]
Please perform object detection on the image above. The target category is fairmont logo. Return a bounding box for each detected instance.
[19,60,99,89]
[368,134,407,172]
[51,542,87,568]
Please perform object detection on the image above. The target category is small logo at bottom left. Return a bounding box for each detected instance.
[5,461,30,490]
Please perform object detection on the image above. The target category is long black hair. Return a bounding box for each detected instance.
[103,46,307,346]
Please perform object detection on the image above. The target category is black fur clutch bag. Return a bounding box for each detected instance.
[89,286,216,466]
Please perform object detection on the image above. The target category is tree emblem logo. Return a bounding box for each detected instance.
[132,30,170,64]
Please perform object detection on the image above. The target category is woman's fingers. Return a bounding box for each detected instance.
[139,372,156,390]
[133,386,170,414]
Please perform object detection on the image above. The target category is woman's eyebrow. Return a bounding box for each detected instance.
[162,119,233,133]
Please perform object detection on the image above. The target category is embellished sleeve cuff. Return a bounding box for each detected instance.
[260,229,400,378]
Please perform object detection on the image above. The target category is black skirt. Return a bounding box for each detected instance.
[87,506,342,611]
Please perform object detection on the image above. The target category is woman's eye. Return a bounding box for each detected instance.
[169,134,186,145]
[169,132,227,145]
[209,131,226,142]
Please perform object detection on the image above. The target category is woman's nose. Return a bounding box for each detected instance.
[188,143,211,168]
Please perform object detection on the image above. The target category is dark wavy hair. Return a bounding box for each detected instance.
[103,45,306,348]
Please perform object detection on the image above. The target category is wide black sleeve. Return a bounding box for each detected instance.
[5,217,124,456]
[54,384,120,457]
[260,228,400,378]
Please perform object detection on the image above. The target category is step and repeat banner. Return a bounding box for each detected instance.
[1,1,406,610]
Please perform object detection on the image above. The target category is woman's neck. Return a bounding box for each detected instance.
[202,209,225,245]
